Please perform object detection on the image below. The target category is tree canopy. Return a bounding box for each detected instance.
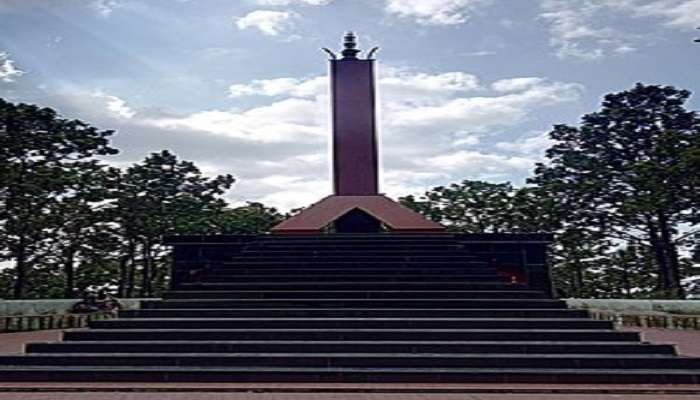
[1,83,698,299]
[403,84,700,299]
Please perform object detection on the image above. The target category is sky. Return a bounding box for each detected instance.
[1,0,699,211]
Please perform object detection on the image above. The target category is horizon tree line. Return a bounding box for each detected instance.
[1,83,699,299]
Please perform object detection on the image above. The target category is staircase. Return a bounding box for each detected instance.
[1,234,699,383]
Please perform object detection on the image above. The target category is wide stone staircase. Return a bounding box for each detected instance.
[1,234,699,383]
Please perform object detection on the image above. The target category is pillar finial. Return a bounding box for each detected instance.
[341,31,361,59]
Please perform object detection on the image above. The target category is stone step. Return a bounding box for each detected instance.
[142,298,567,309]
[89,318,613,330]
[198,274,507,282]
[212,267,496,275]
[1,366,698,383]
[217,264,491,272]
[27,340,676,355]
[62,329,640,342]
[238,249,469,256]
[2,353,698,369]
[177,282,528,291]
[229,255,479,262]
[162,290,546,300]
[257,236,457,243]
[120,308,589,318]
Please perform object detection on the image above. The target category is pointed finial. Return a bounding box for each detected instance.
[341,31,361,59]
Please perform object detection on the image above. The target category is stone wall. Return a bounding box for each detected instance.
[0,298,158,333]
[566,299,700,330]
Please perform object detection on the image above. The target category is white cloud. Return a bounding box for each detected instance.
[229,67,479,102]
[385,80,583,133]
[540,0,700,60]
[255,0,331,5]
[461,50,497,57]
[384,0,492,25]
[102,93,135,119]
[0,52,24,82]
[624,0,700,28]
[492,77,546,92]
[539,0,617,60]
[379,69,480,98]
[229,77,326,97]
[38,67,582,211]
[151,98,326,143]
[235,10,296,36]
[425,150,538,180]
[90,0,123,17]
[495,132,553,155]
[252,175,330,210]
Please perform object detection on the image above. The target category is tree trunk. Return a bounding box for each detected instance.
[13,235,28,299]
[646,219,670,292]
[64,246,75,299]
[140,239,152,297]
[126,240,136,298]
[573,262,584,298]
[117,255,128,298]
[657,212,684,299]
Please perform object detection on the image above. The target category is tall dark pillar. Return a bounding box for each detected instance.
[270,32,446,235]
[331,32,379,196]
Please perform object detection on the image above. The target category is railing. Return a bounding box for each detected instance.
[0,311,114,333]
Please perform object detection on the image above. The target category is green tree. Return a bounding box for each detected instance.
[114,150,235,297]
[211,202,283,234]
[400,180,515,233]
[0,99,117,298]
[531,84,700,298]
[52,163,120,298]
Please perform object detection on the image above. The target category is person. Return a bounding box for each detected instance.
[70,289,121,315]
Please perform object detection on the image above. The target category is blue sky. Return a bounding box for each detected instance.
[1,0,699,210]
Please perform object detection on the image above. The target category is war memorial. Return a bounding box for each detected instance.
[0,33,699,385]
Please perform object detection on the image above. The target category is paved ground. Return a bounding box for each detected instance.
[0,328,699,399]
[0,391,699,399]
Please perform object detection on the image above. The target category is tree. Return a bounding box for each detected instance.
[531,84,700,298]
[0,99,117,298]
[400,181,515,233]
[211,202,283,234]
[52,163,120,298]
[114,150,235,297]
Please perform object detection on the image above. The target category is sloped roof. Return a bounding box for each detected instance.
[271,195,446,234]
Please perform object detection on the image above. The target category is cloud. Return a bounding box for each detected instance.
[255,0,331,5]
[624,0,700,29]
[90,0,123,17]
[28,66,582,211]
[385,80,583,134]
[539,0,618,60]
[0,52,25,82]
[229,77,326,98]
[425,150,539,181]
[235,10,297,36]
[151,98,326,143]
[491,77,547,93]
[539,0,700,60]
[461,50,497,57]
[384,0,493,26]
[220,68,581,200]
[495,132,553,155]
[229,67,480,101]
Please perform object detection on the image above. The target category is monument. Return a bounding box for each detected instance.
[0,33,698,386]
[271,32,445,234]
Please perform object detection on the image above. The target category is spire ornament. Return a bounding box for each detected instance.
[341,31,361,59]
[321,32,379,60]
